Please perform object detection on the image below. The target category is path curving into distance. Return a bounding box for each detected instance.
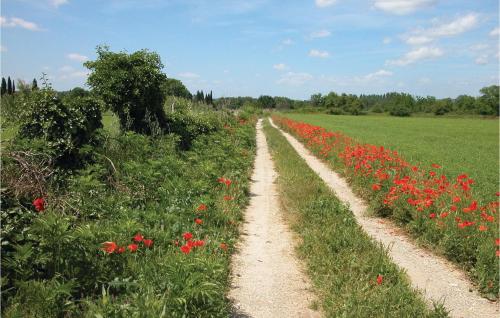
[229,119,321,318]
[269,118,499,318]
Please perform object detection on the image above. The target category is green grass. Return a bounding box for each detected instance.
[262,119,447,318]
[283,113,499,201]
[101,111,120,136]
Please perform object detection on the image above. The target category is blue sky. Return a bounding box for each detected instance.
[1,0,498,99]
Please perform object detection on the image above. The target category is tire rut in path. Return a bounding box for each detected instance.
[269,118,499,318]
[229,119,321,318]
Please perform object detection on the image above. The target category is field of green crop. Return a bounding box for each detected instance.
[283,113,499,201]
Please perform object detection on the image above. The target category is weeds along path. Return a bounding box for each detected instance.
[269,118,499,318]
[229,119,320,318]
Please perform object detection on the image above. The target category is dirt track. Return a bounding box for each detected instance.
[229,119,320,318]
[269,118,499,318]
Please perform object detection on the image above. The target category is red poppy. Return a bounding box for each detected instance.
[478,225,488,232]
[439,212,449,218]
[371,184,381,191]
[429,213,436,219]
[224,179,232,187]
[497,250,500,257]
[116,246,126,254]
[195,218,203,225]
[452,196,461,203]
[496,192,500,196]
[194,240,205,247]
[197,204,207,211]
[376,274,383,285]
[143,239,153,248]
[411,166,418,172]
[180,245,191,254]
[220,243,228,251]
[133,233,144,242]
[463,201,477,213]
[495,238,500,246]
[223,196,233,201]
[450,205,457,212]
[183,232,193,241]
[431,164,441,169]
[102,241,117,254]
[127,244,138,252]
[33,197,45,212]
[429,171,436,177]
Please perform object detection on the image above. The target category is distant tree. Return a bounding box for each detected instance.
[7,77,12,94]
[85,45,167,134]
[1,77,6,95]
[16,79,32,94]
[434,98,453,115]
[476,85,499,116]
[162,78,192,99]
[257,95,275,108]
[310,93,324,108]
[12,81,15,94]
[32,78,38,90]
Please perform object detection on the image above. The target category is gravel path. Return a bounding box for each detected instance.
[269,118,499,318]
[229,119,321,318]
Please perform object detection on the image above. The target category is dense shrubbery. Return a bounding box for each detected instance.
[1,110,256,316]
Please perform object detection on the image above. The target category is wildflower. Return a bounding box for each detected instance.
[429,213,436,219]
[143,239,153,248]
[372,184,381,191]
[429,171,436,177]
[496,192,500,196]
[220,243,228,251]
[33,197,45,212]
[224,195,233,201]
[431,164,441,169]
[197,204,207,211]
[439,212,449,218]
[195,218,203,225]
[183,232,193,241]
[133,233,144,242]
[495,238,500,246]
[478,225,488,232]
[194,240,205,247]
[497,250,500,257]
[463,201,477,213]
[127,244,138,252]
[102,241,117,254]
[452,196,461,203]
[180,245,191,254]
[116,246,126,254]
[377,274,383,285]
[450,205,457,212]
[224,179,232,187]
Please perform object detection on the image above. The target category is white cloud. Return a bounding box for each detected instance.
[67,53,88,62]
[282,38,294,45]
[277,72,313,86]
[387,46,443,66]
[59,65,74,72]
[315,0,337,8]
[405,35,433,45]
[0,45,6,52]
[0,16,41,31]
[273,63,289,71]
[363,69,393,80]
[469,43,489,51]
[403,13,478,45]
[489,27,500,37]
[58,65,88,80]
[310,30,331,38]
[178,72,200,79]
[383,37,392,44]
[50,0,68,8]
[309,49,330,58]
[475,55,488,65]
[374,0,437,15]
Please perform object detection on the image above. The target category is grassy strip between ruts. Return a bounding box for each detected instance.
[262,119,448,318]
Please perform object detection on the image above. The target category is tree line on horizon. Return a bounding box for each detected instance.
[214,85,499,116]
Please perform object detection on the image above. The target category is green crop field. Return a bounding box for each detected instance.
[283,113,499,201]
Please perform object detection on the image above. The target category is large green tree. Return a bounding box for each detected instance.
[1,77,6,95]
[85,46,167,134]
[7,77,12,94]
[476,85,499,115]
[162,78,192,99]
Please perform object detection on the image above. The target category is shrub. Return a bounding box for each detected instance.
[85,46,167,135]
[326,107,344,115]
[389,106,411,117]
[18,85,102,168]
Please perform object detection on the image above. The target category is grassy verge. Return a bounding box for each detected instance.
[2,116,256,317]
[262,119,447,317]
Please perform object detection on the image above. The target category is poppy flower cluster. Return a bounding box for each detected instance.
[180,232,205,255]
[101,233,153,254]
[273,116,499,260]
[32,197,45,212]
[218,177,233,187]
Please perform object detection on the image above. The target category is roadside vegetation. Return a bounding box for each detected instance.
[1,46,256,317]
[263,119,447,317]
[273,115,499,299]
